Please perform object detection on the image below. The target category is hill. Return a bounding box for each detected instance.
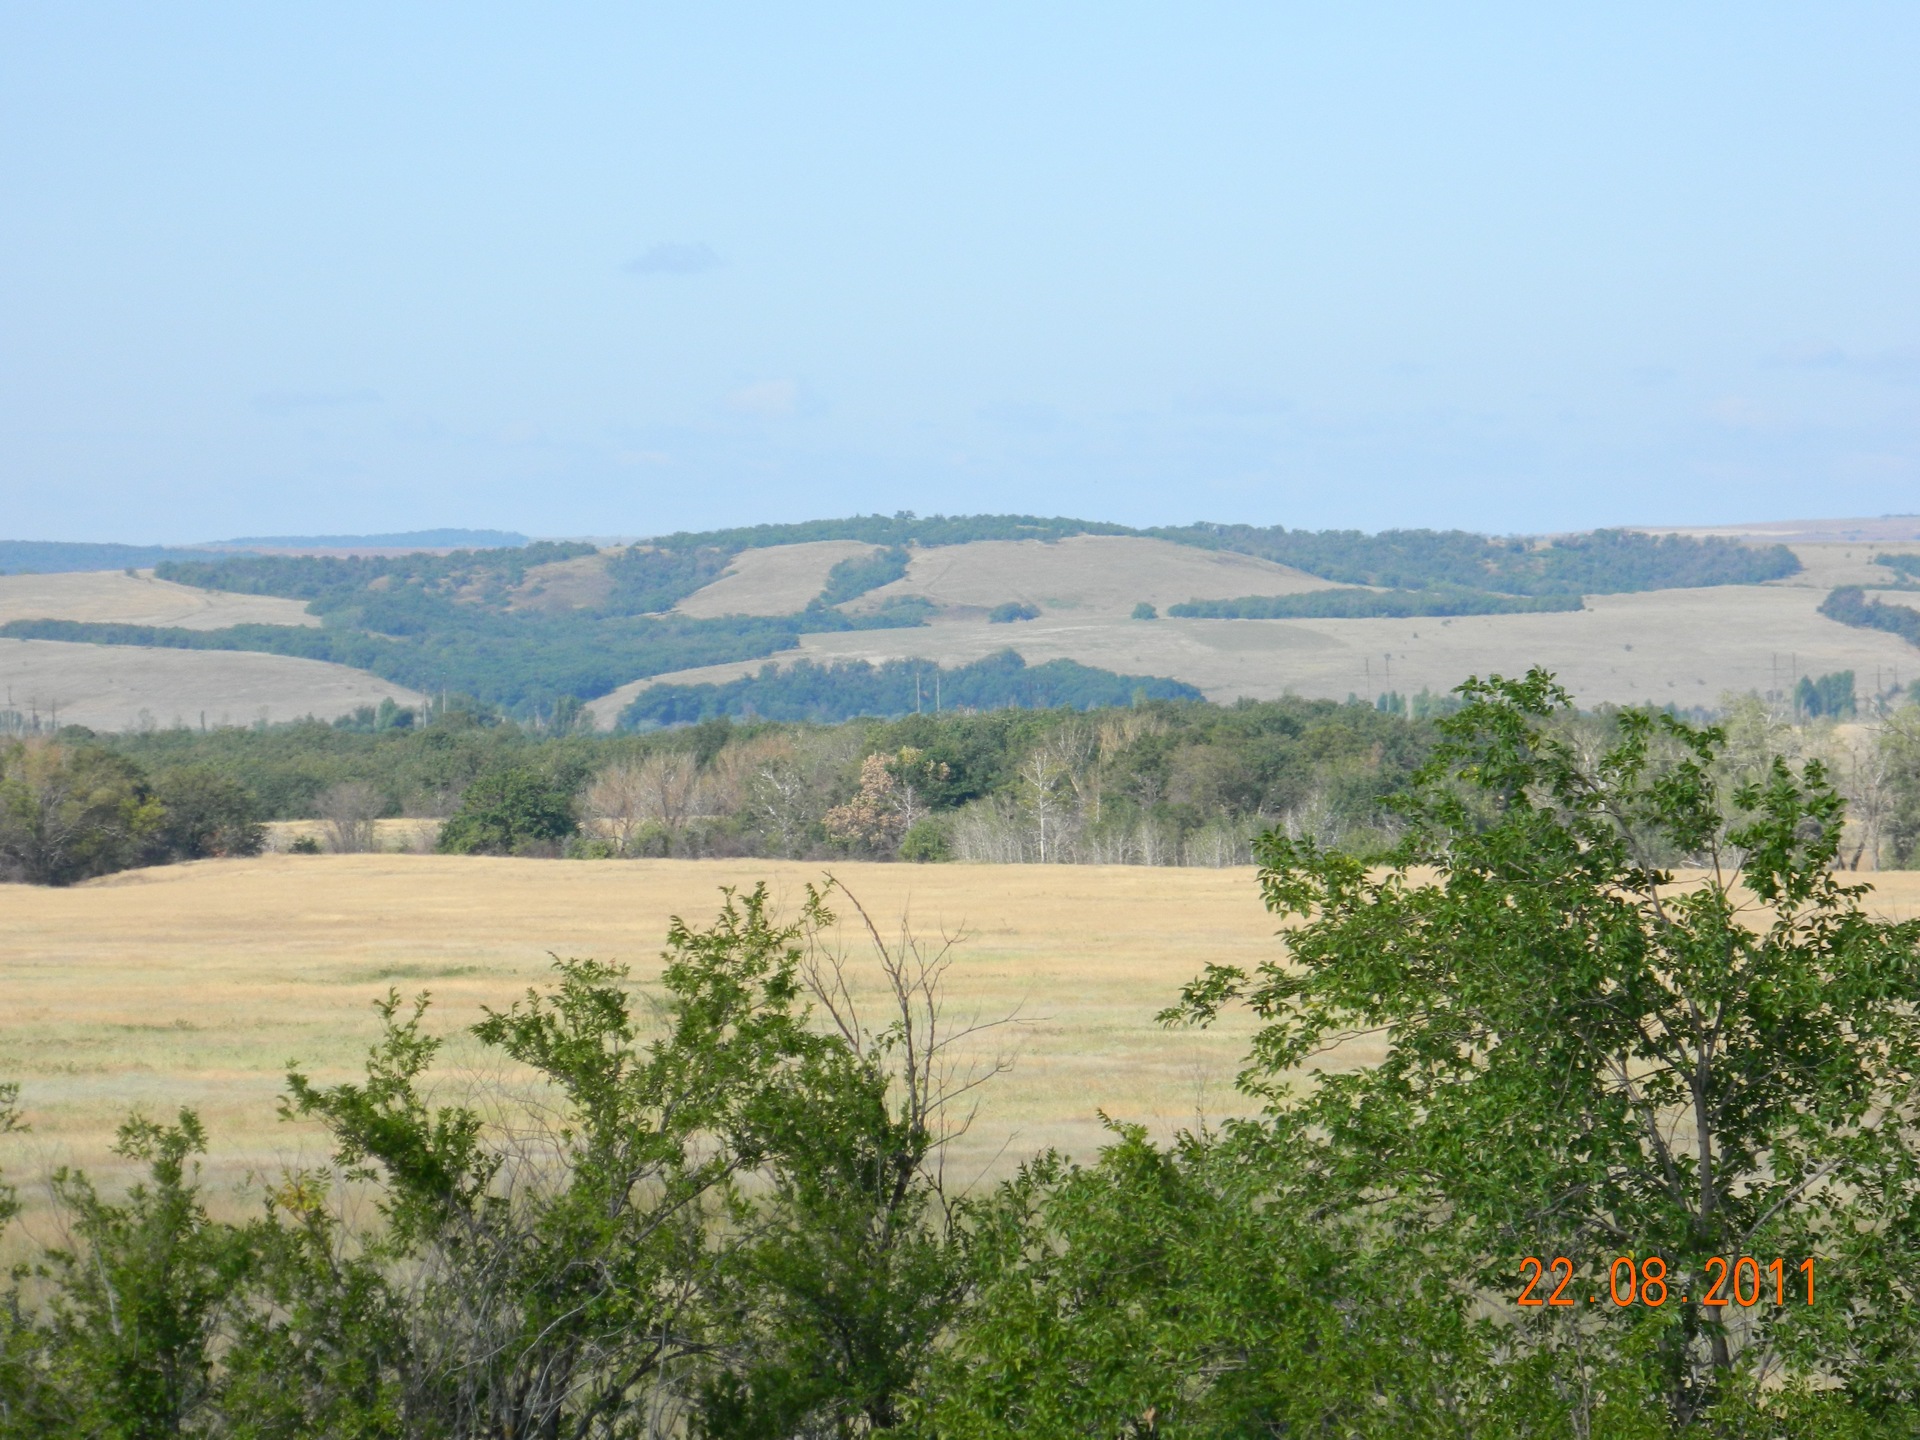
[4,515,1899,731]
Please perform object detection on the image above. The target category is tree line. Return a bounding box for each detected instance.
[3,676,1918,1434]
[17,679,1920,883]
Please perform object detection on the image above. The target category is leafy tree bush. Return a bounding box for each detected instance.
[816,545,911,606]
[621,651,1199,727]
[0,739,161,884]
[1129,601,1156,619]
[144,764,265,860]
[1796,669,1856,719]
[1823,584,1920,647]
[435,766,578,855]
[1170,586,1582,618]
[1165,669,1920,1425]
[985,602,1039,623]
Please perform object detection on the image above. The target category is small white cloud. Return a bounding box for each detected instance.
[726,379,800,418]
[625,242,723,276]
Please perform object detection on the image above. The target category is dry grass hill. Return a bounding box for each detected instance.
[587,535,1920,724]
[0,569,318,630]
[0,637,424,732]
[9,522,1920,731]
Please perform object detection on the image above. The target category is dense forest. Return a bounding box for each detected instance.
[1168,586,1584,618]
[620,652,1202,727]
[5,680,1920,1434]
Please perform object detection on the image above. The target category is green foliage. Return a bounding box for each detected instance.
[1875,553,1920,580]
[620,651,1201,727]
[985,602,1039,623]
[898,816,951,862]
[1823,584,1920,647]
[1170,586,1584,618]
[816,545,911,606]
[1167,669,1920,1424]
[13,1112,257,1438]
[644,513,1135,553]
[435,766,578,855]
[1795,669,1856,719]
[144,764,266,860]
[1154,524,1801,594]
[0,739,162,884]
[602,544,735,613]
[1129,601,1157,619]
[153,540,596,606]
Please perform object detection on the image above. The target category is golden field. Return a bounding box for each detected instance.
[0,856,1283,1217]
[9,856,1920,1226]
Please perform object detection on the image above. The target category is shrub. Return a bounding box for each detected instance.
[145,765,265,861]
[436,767,577,855]
[987,602,1040,623]
[1130,601,1157,620]
[0,739,161,884]
[899,816,951,862]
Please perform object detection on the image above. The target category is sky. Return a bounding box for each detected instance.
[3,4,1918,543]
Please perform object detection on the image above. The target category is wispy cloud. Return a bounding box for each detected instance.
[625,241,723,276]
[251,388,381,414]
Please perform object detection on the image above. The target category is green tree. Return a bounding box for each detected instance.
[0,739,161,884]
[146,764,266,861]
[1169,669,1920,1425]
[434,766,577,855]
[20,1113,256,1439]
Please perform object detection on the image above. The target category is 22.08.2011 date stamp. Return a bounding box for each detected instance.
[1517,1256,1815,1308]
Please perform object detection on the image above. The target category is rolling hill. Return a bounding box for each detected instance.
[5,515,1917,732]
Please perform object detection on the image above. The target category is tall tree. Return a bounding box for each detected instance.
[1169,669,1920,1424]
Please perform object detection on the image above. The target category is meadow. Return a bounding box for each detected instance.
[0,856,1278,1220]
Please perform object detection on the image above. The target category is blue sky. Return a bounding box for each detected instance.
[3,4,1917,542]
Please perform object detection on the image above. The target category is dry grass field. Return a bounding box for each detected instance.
[587,571,1920,724]
[0,637,424,731]
[846,535,1338,617]
[0,857,1277,1219]
[674,540,880,618]
[0,569,319,630]
[6,858,1920,1227]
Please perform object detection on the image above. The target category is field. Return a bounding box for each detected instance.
[588,545,1920,723]
[673,539,879,617]
[0,637,423,732]
[7,857,1920,1227]
[0,569,318,630]
[0,857,1275,1219]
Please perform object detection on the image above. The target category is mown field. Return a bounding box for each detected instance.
[0,857,1280,1222]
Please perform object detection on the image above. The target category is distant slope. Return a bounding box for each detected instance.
[0,571,319,631]
[637,514,1802,593]
[0,541,240,574]
[13,516,1817,727]
[0,637,423,732]
[674,540,878,617]
[206,528,528,551]
[845,535,1336,617]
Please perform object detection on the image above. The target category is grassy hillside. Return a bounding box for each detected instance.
[1,518,1809,725]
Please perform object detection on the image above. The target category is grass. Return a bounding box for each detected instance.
[0,855,1281,1221]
